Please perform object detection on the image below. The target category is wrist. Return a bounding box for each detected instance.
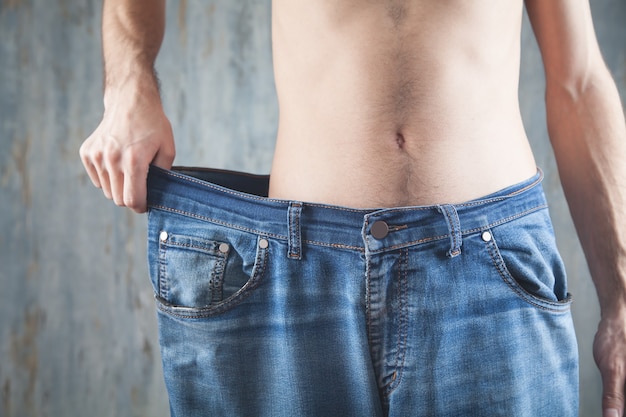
[103,68,162,110]
[598,290,626,319]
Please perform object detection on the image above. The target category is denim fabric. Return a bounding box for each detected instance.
[146,166,578,417]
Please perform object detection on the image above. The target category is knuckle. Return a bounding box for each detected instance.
[103,144,122,164]
[125,193,147,212]
[79,142,88,158]
[91,148,104,165]
[123,150,145,168]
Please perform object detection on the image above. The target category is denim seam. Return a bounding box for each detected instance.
[154,238,270,319]
[165,241,223,254]
[158,241,169,300]
[162,170,271,202]
[288,202,303,259]
[302,239,364,251]
[440,205,462,257]
[461,204,549,235]
[160,166,543,211]
[210,256,226,305]
[152,205,367,251]
[382,248,409,397]
[364,249,375,392]
[161,236,229,306]
[368,234,449,254]
[485,236,572,313]
[151,204,548,254]
[150,205,288,241]
[160,170,375,213]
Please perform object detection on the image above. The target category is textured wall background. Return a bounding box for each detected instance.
[0,1,624,416]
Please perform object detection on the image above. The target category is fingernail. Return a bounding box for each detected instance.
[604,408,619,417]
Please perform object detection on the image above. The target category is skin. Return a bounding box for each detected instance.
[80,0,626,415]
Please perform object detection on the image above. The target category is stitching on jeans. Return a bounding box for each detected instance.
[302,239,364,251]
[151,205,366,251]
[365,250,373,369]
[155,236,270,319]
[151,204,549,254]
[382,248,409,397]
[161,169,373,213]
[288,203,302,259]
[368,234,449,254]
[150,204,288,241]
[485,236,571,313]
[158,241,169,300]
[162,170,271,202]
[442,205,461,257]
[165,241,225,254]
[461,204,548,235]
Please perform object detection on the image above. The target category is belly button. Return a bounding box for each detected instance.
[396,133,405,149]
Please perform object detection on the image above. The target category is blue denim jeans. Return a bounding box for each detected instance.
[146,166,578,417]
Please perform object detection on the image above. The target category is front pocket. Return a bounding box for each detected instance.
[157,231,268,312]
[482,211,572,312]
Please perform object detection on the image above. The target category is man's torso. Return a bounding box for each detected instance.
[269,0,537,207]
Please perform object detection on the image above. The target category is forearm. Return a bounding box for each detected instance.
[546,65,626,314]
[101,0,166,101]
[80,0,174,212]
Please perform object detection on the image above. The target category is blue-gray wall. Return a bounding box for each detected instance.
[0,1,624,416]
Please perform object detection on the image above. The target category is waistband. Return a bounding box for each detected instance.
[147,166,548,255]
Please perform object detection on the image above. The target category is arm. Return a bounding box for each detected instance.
[80,0,175,213]
[526,1,626,415]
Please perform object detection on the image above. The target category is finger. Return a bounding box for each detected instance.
[108,167,126,207]
[95,164,113,200]
[81,157,102,189]
[600,365,625,417]
[79,143,102,188]
[123,161,149,213]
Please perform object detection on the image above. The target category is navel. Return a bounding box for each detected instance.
[396,132,406,149]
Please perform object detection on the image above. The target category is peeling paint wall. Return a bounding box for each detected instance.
[0,1,623,416]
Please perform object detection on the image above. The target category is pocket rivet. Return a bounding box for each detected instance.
[481,231,492,242]
[259,238,269,249]
[159,231,169,242]
[219,243,230,253]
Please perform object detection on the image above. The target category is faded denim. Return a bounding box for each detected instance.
[146,166,578,417]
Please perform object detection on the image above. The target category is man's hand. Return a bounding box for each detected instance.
[80,0,171,213]
[80,87,175,213]
[594,309,626,417]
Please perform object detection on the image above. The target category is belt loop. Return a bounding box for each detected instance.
[288,202,303,260]
[438,204,462,258]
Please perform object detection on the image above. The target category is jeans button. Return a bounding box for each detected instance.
[371,221,389,239]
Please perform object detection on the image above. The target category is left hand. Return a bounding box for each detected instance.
[594,309,626,417]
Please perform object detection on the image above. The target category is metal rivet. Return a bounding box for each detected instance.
[219,243,230,253]
[371,221,389,239]
[481,231,492,242]
[159,231,168,242]
[259,238,269,249]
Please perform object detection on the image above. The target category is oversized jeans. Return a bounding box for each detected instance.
[146,166,578,417]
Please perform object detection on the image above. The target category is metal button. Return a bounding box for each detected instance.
[218,243,230,253]
[259,238,269,249]
[371,221,389,239]
[481,231,492,242]
[159,231,168,242]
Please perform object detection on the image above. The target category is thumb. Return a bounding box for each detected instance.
[601,368,625,417]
